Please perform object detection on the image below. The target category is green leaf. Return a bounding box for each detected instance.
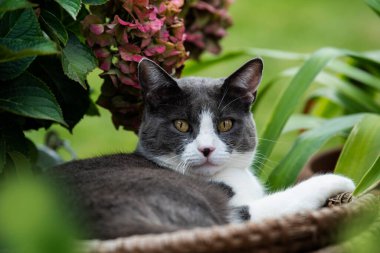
[0,0,34,12]
[61,34,97,88]
[53,0,81,20]
[60,5,89,38]
[83,0,109,5]
[310,97,344,118]
[335,114,380,185]
[183,51,245,75]
[315,72,380,113]
[0,56,35,80]
[183,48,306,76]
[0,8,57,80]
[367,0,380,16]
[30,57,91,130]
[328,60,380,92]
[266,114,365,191]
[309,89,361,114]
[40,10,68,45]
[282,114,326,134]
[253,48,379,175]
[353,156,380,196]
[0,38,57,63]
[0,72,66,125]
[0,8,42,38]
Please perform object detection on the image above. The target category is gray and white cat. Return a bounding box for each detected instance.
[53,58,354,239]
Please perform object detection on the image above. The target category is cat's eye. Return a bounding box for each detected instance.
[218,119,233,132]
[174,120,190,133]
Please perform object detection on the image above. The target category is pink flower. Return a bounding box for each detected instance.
[82,0,189,132]
[184,0,233,59]
[82,0,233,132]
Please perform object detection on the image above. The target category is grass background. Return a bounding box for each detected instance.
[26,0,380,160]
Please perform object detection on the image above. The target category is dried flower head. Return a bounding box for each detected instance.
[82,0,233,132]
[82,0,188,132]
[184,0,233,59]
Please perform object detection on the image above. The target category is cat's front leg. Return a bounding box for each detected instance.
[248,174,355,221]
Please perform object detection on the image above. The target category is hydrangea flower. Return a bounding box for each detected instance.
[184,0,233,59]
[82,0,232,132]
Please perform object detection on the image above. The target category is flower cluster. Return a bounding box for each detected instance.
[184,0,233,60]
[82,0,232,132]
[82,0,187,131]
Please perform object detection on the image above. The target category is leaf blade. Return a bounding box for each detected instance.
[0,38,57,63]
[183,48,307,76]
[266,114,364,191]
[40,10,68,45]
[328,60,380,92]
[30,57,91,130]
[282,114,326,134]
[0,8,57,80]
[353,156,380,196]
[254,48,379,175]
[334,114,380,185]
[61,34,97,88]
[0,0,34,12]
[366,0,380,16]
[53,0,81,20]
[82,0,109,5]
[0,72,66,125]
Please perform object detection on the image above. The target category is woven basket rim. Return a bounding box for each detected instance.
[80,191,380,253]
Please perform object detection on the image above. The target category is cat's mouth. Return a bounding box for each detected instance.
[193,161,218,168]
[189,160,222,176]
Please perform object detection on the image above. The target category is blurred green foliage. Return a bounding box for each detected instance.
[0,177,77,253]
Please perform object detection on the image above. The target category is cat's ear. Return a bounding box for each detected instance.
[138,58,181,105]
[223,58,263,104]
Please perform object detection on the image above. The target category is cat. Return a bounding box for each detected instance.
[52,58,355,239]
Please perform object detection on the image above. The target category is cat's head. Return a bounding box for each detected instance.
[137,58,263,177]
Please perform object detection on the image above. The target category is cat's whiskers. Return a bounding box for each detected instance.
[244,136,293,146]
[251,152,278,173]
[161,154,182,163]
[220,95,249,113]
[155,154,182,170]
[256,137,292,144]
[171,153,190,175]
[250,162,266,175]
[254,153,278,167]
[251,156,274,171]
[217,85,230,110]
[178,159,190,175]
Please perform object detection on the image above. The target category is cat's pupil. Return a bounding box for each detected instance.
[218,119,233,132]
[174,120,190,133]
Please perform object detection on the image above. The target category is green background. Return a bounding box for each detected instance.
[26,0,380,160]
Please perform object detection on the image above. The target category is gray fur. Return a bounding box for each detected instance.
[52,154,229,239]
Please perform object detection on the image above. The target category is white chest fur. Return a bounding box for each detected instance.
[212,165,265,207]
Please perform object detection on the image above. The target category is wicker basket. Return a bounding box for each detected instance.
[80,191,380,253]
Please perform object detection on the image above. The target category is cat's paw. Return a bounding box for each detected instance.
[296,174,355,209]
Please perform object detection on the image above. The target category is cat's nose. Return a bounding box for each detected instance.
[199,147,215,157]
